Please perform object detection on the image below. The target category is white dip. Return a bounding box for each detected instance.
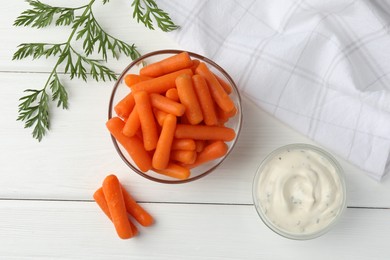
[254,145,345,237]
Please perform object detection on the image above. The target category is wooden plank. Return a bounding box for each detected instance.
[0,200,389,259]
[1,72,389,207]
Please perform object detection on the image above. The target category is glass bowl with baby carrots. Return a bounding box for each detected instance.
[107,49,242,183]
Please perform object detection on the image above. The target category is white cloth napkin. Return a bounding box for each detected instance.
[159,0,390,181]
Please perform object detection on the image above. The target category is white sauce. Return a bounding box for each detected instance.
[255,147,345,236]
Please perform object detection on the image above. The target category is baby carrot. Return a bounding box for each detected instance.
[195,140,206,153]
[190,59,200,73]
[93,187,138,236]
[176,74,203,125]
[93,187,112,220]
[171,138,196,151]
[140,51,193,77]
[114,93,135,119]
[175,124,236,141]
[153,108,168,126]
[214,73,233,94]
[152,114,177,170]
[153,162,191,180]
[171,150,197,164]
[150,93,185,117]
[189,141,228,168]
[133,91,159,151]
[131,69,193,93]
[102,175,133,239]
[121,184,154,227]
[192,74,218,126]
[122,105,141,137]
[106,117,152,172]
[124,74,152,87]
[129,219,139,237]
[216,104,237,124]
[165,88,179,102]
[196,62,235,112]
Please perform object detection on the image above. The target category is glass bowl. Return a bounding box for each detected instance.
[108,49,243,184]
[252,143,347,240]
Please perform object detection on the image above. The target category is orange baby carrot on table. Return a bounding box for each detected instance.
[214,73,233,94]
[192,74,218,126]
[121,185,154,227]
[122,105,141,137]
[129,219,139,236]
[171,138,196,151]
[133,91,159,151]
[124,74,152,87]
[165,88,179,102]
[93,187,112,220]
[153,162,191,180]
[176,74,203,125]
[170,150,197,164]
[114,93,135,119]
[102,175,134,239]
[152,114,177,170]
[153,108,168,126]
[131,69,193,93]
[93,187,138,236]
[140,51,193,77]
[189,141,228,168]
[175,124,236,141]
[196,62,235,113]
[106,117,152,172]
[150,93,185,117]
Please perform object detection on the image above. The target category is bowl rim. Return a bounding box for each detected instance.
[252,143,347,240]
[108,49,243,184]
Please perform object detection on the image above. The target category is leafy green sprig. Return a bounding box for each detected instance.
[14,0,178,141]
[13,0,142,141]
[132,0,179,32]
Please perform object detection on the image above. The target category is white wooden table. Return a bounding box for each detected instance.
[1,1,389,259]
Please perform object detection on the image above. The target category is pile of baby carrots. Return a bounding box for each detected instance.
[106,51,237,180]
[94,174,154,239]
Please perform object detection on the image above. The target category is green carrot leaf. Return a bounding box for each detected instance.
[17,88,50,141]
[13,0,177,141]
[132,0,179,32]
[49,72,69,109]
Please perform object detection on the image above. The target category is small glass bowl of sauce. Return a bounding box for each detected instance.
[252,143,347,240]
